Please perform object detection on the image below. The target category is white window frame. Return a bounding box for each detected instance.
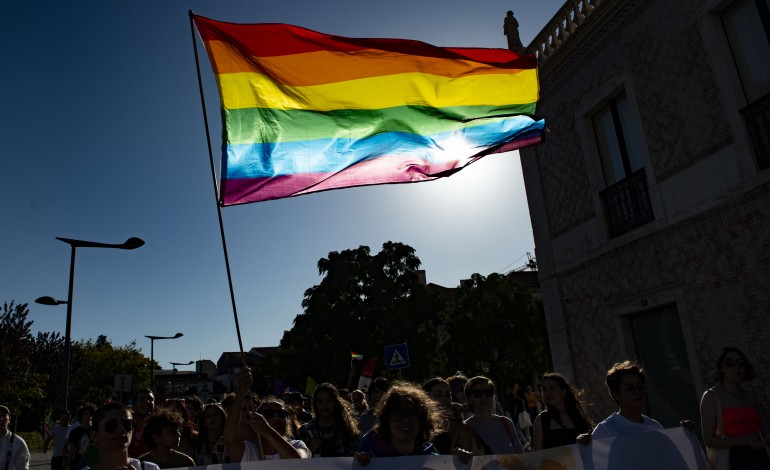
[575,73,663,242]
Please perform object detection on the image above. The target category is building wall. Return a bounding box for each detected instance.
[520,0,770,423]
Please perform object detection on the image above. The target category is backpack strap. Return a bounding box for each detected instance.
[4,433,16,470]
[500,417,517,450]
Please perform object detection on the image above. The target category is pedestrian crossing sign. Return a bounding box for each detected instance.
[384,343,410,370]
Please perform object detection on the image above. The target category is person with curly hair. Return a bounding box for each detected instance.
[138,407,195,469]
[161,400,197,458]
[355,383,440,465]
[533,372,592,450]
[700,347,770,469]
[296,383,360,457]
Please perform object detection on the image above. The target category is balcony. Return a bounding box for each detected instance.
[741,92,770,171]
[600,168,654,238]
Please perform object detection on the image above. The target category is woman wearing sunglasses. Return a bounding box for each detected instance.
[85,402,160,470]
[463,376,525,455]
[701,347,770,469]
[355,383,440,465]
[223,367,311,461]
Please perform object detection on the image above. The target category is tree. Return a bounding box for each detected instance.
[1,300,154,430]
[440,273,551,389]
[276,242,446,387]
[0,302,49,421]
[67,336,150,405]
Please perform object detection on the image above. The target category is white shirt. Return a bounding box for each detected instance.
[591,412,663,439]
[0,430,30,470]
[48,425,70,457]
[83,458,159,470]
[242,439,311,461]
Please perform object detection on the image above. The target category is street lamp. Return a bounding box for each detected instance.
[36,236,145,412]
[145,333,183,393]
[170,361,194,398]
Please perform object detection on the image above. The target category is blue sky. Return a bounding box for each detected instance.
[1,0,562,374]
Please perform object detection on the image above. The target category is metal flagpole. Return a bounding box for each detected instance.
[188,11,246,358]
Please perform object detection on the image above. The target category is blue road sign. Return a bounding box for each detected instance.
[384,343,410,370]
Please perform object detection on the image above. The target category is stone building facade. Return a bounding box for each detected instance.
[519,0,770,429]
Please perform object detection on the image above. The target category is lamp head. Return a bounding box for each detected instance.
[122,237,145,250]
[35,296,67,306]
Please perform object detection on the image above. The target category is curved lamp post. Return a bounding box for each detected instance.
[145,333,183,393]
[36,236,144,412]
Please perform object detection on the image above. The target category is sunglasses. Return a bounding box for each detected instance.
[103,418,134,433]
[259,409,289,419]
[723,358,746,368]
[470,388,495,398]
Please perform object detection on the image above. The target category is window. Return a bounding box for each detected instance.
[721,0,770,168]
[592,92,654,237]
[721,0,770,103]
[592,92,645,186]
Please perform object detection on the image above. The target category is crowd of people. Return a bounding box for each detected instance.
[2,346,768,470]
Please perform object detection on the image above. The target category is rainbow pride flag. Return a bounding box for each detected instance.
[193,15,545,205]
[351,351,363,360]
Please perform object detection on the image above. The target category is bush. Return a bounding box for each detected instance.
[17,432,44,452]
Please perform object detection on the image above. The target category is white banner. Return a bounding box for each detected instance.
[172,427,707,470]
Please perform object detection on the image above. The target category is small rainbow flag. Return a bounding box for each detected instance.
[351,352,363,360]
[193,15,545,205]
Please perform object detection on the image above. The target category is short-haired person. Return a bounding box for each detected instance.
[285,393,312,426]
[350,390,368,417]
[355,383,440,465]
[447,374,472,420]
[66,403,97,470]
[464,376,524,455]
[0,405,30,470]
[138,407,195,468]
[578,361,695,445]
[590,361,662,439]
[223,367,310,461]
[128,389,154,458]
[44,410,72,470]
[83,402,160,470]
